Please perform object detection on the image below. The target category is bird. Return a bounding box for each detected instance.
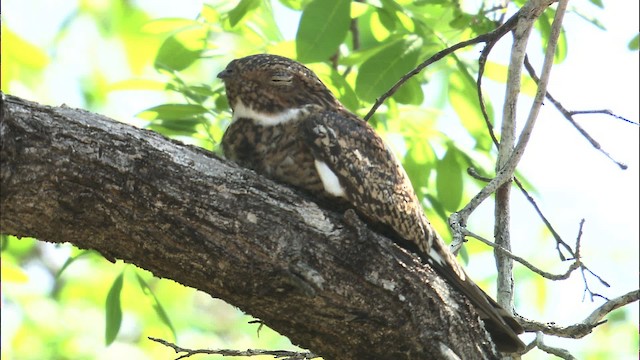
[217,53,525,353]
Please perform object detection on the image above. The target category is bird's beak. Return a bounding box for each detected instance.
[217,69,230,80]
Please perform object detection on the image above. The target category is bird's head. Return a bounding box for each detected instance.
[217,54,341,117]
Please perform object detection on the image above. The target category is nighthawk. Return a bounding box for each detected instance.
[218,54,524,352]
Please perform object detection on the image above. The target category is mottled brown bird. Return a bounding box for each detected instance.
[218,54,524,352]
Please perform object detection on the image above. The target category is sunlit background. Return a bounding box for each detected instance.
[2,0,638,359]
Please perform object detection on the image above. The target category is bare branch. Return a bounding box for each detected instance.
[512,177,573,261]
[534,332,577,360]
[452,0,566,224]
[450,1,559,268]
[462,229,580,281]
[584,289,640,325]
[362,9,520,121]
[519,289,639,339]
[523,56,634,170]
[476,34,501,146]
[464,219,610,300]
[471,10,578,266]
[569,109,639,125]
[148,337,319,360]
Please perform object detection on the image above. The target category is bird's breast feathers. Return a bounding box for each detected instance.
[231,100,348,198]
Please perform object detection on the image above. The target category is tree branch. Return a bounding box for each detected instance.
[362,5,521,121]
[0,93,506,359]
[451,0,562,227]
[148,337,319,360]
[531,332,577,360]
[522,55,635,170]
[519,289,639,338]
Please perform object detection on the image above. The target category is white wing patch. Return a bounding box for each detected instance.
[233,99,302,126]
[428,248,446,266]
[429,247,467,281]
[314,160,346,198]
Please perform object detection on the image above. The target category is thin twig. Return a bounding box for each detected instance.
[534,332,578,360]
[583,289,639,325]
[463,229,580,281]
[149,337,319,360]
[476,35,501,145]
[450,1,558,262]
[342,15,361,78]
[569,109,638,125]
[451,0,560,228]
[466,219,610,299]
[363,10,520,121]
[523,56,633,170]
[473,29,573,264]
[512,177,573,260]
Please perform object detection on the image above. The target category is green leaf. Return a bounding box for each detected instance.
[628,33,640,51]
[448,68,493,151]
[380,0,414,32]
[339,40,395,66]
[154,35,202,71]
[228,0,261,27]
[483,61,537,97]
[105,272,125,345]
[55,250,93,279]
[136,273,177,341]
[351,1,371,18]
[570,9,606,31]
[109,79,168,91]
[369,9,391,41]
[424,193,451,236]
[403,140,436,197]
[355,36,422,103]
[1,234,9,251]
[450,13,472,30]
[393,77,423,105]
[149,119,203,134]
[555,28,568,64]
[537,10,567,64]
[377,7,397,33]
[296,0,351,63]
[142,18,200,34]
[138,104,208,121]
[588,0,604,8]
[278,0,313,10]
[324,67,360,110]
[436,147,463,212]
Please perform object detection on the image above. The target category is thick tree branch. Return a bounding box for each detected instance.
[0,93,506,359]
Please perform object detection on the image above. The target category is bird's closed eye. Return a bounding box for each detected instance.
[270,73,293,85]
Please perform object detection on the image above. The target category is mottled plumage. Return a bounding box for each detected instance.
[218,54,524,352]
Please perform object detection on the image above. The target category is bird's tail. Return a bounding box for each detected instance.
[421,237,525,353]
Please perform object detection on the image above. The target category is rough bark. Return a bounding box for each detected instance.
[0,93,501,359]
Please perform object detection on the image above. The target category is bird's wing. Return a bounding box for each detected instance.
[300,109,431,250]
[301,109,524,352]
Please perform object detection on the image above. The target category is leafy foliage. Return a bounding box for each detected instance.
[105,272,124,345]
[296,0,351,62]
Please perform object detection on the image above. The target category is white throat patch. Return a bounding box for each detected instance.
[233,100,303,126]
